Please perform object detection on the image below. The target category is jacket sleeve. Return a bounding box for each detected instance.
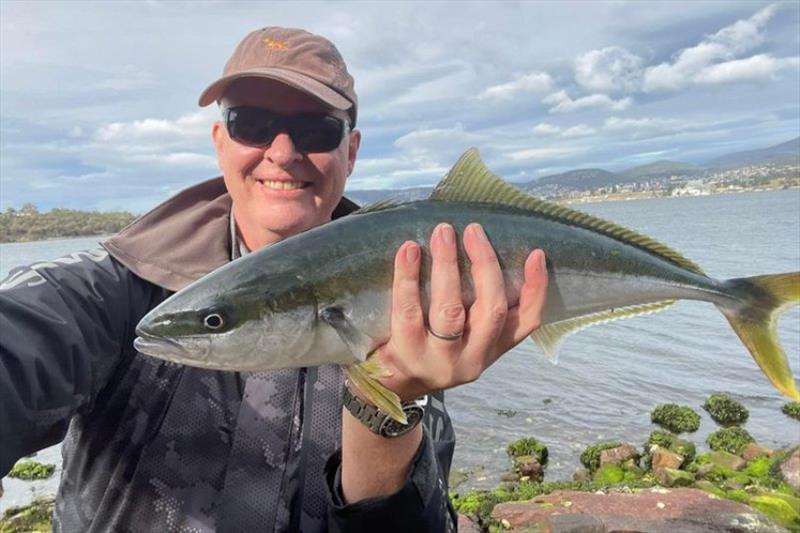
[0,248,160,476]
[324,391,457,533]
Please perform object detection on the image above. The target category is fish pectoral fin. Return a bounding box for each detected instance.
[531,300,677,363]
[319,305,374,362]
[345,363,407,424]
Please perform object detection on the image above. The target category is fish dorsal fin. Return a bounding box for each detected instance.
[532,300,677,362]
[431,148,705,275]
[354,198,405,214]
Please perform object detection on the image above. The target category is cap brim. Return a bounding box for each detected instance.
[198,68,352,112]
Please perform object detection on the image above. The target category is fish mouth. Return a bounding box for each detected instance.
[133,330,190,360]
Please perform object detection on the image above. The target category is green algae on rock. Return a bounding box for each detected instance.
[703,393,750,426]
[0,497,54,533]
[782,401,800,422]
[650,403,701,433]
[7,460,55,481]
[580,441,623,472]
[507,437,548,465]
[707,427,755,455]
[646,430,696,465]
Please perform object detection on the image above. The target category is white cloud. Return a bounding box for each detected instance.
[603,116,699,140]
[543,90,632,113]
[532,122,596,138]
[575,46,643,93]
[506,146,581,161]
[477,72,553,102]
[94,108,216,143]
[695,54,800,85]
[532,122,562,135]
[642,4,789,91]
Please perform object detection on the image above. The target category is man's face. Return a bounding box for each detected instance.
[212,78,360,250]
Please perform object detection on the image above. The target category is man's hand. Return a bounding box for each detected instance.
[377,222,548,400]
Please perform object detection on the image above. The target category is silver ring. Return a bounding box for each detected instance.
[428,326,464,341]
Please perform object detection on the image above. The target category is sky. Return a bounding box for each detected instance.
[1,0,799,212]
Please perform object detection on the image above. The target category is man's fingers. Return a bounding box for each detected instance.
[428,224,466,347]
[498,249,548,349]
[390,241,426,353]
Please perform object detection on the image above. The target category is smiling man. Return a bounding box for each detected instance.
[0,27,548,532]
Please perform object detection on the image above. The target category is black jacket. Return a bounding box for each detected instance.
[0,178,457,532]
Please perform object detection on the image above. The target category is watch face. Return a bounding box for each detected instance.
[380,406,424,437]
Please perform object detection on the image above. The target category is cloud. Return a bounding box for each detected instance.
[575,46,644,93]
[642,4,792,91]
[477,72,553,102]
[506,146,582,161]
[603,116,700,140]
[695,54,800,85]
[543,90,632,113]
[532,122,596,138]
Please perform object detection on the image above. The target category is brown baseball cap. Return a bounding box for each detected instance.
[199,27,358,126]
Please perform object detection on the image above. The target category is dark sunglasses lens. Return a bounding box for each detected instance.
[289,115,345,152]
[226,108,278,147]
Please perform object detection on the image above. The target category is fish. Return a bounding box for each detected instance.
[135,148,800,423]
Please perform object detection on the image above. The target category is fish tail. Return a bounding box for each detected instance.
[344,361,407,424]
[719,272,800,400]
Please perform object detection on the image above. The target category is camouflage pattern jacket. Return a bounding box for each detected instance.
[0,178,457,532]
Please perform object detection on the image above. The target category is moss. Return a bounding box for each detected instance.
[650,403,701,433]
[0,497,54,533]
[646,430,696,465]
[744,456,772,479]
[782,401,800,422]
[506,437,548,465]
[749,494,800,530]
[7,460,55,481]
[703,393,749,427]
[580,440,622,472]
[706,427,754,455]
[593,464,625,484]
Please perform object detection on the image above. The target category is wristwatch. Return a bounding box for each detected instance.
[342,384,427,438]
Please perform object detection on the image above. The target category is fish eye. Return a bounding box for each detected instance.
[204,312,225,330]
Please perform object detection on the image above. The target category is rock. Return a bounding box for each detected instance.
[500,471,521,483]
[707,450,746,471]
[573,468,592,483]
[778,448,800,491]
[598,443,638,468]
[749,494,800,530]
[490,488,785,532]
[513,456,544,483]
[457,513,482,533]
[742,442,774,461]
[694,463,715,480]
[593,464,625,484]
[651,446,684,471]
[654,467,695,487]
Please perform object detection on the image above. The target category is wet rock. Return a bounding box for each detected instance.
[778,448,800,491]
[598,443,638,468]
[654,467,695,487]
[573,468,592,483]
[742,442,774,461]
[650,446,684,472]
[707,450,746,471]
[490,488,786,533]
[500,472,521,483]
[457,513,482,533]
[514,456,544,483]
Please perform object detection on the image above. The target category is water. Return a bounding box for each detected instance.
[1,191,799,509]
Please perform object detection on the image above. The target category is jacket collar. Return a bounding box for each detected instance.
[103,176,358,292]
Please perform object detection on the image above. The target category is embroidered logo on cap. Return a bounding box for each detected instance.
[264,37,288,50]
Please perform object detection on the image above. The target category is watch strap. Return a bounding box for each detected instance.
[342,384,424,437]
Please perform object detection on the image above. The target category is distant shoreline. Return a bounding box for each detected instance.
[2,186,797,244]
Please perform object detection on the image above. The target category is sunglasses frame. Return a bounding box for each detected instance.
[223,106,350,153]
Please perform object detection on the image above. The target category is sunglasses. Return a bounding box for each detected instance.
[223,106,349,152]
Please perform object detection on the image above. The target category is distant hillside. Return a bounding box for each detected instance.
[0,204,135,243]
[529,168,626,190]
[345,186,431,206]
[706,137,800,169]
[620,160,706,180]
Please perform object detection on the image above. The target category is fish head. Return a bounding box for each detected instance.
[134,271,318,371]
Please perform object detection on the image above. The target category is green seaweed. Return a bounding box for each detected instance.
[0,498,54,533]
[506,437,549,465]
[703,393,749,427]
[7,460,55,481]
[749,494,800,530]
[646,430,696,465]
[782,401,800,422]
[650,404,701,433]
[579,440,623,472]
[706,427,754,455]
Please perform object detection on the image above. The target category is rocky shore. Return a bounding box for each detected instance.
[2,397,799,532]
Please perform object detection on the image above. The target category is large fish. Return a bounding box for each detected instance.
[135,149,800,422]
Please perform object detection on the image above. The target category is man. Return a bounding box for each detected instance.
[0,27,547,532]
